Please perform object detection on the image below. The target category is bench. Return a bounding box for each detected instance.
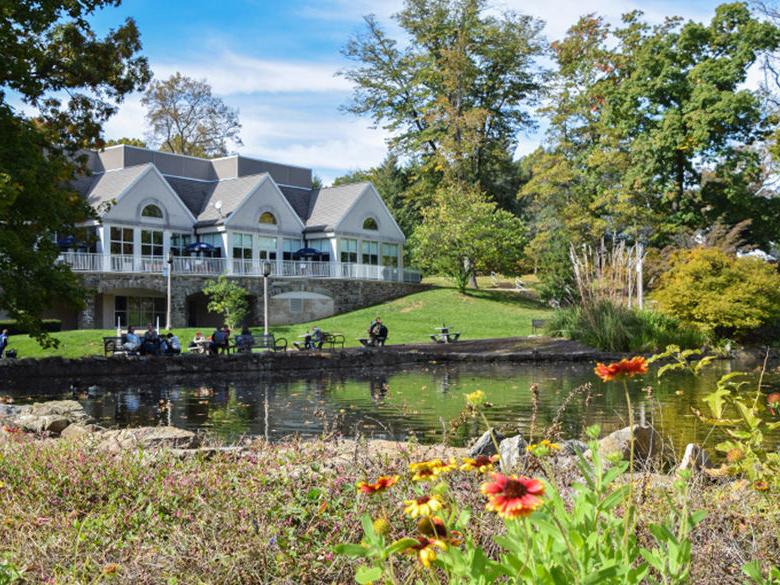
[236,334,288,353]
[358,335,387,347]
[430,332,461,343]
[531,319,548,335]
[323,332,345,350]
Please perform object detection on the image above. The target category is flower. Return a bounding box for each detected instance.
[481,473,545,519]
[465,390,486,407]
[753,480,770,492]
[460,455,499,473]
[372,517,391,536]
[768,392,780,416]
[527,439,561,458]
[417,516,463,545]
[404,494,444,518]
[594,357,649,382]
[409,459,457,481]
[405,536,447,567]
[356,475,399,495]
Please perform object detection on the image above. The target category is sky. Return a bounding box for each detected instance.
[83,0,727,184]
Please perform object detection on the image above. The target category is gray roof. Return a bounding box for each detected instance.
[304,182,369,232]
[196,174,268,224]
[81,164,151,209]
[165,176,215,218]
[279,185,314,221]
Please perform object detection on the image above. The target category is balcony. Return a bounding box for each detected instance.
[56,252,422,283]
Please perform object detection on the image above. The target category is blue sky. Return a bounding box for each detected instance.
[86,0,726,184]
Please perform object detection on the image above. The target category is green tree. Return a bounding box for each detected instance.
[142,72,242,158]
[104,137,147,148]
[410,182,527,292]
[1,0,149,343]
[340,0,545,210]
[202,276,250,329]
[652,247,780,338]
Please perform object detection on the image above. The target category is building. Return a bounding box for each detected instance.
[54,145,421,330]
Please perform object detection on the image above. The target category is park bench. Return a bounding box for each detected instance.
[531,319,548,335]
[358,334,387,347]
[322,332,345,350]
[236,333,288,353]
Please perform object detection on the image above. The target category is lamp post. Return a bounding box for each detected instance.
[165,251,173,331]
[262,260,272,337]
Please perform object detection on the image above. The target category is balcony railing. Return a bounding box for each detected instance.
[56,252,422,283]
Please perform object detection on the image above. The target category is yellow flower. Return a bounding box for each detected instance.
[465,390,486,407]
[409,458,456,481]
[527,439,561,457]
[460,455,499,473]
[406,537,447,567]
[372,517,391,536]
[403,494,444,518]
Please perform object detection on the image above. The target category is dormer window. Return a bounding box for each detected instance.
[142,204,163,218]
[363,217,378,230]
[259,212,277,225]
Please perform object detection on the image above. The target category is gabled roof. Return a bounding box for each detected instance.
[279,185,314,221]
[165,176,215,218]
[80,164,151,209]
[304,182,369,232]
[196,174,268,225]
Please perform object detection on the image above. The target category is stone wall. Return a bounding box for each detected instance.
[68,273,427,329]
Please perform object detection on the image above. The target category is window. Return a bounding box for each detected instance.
[259,212,277,225]
[141,229,163,257]
[141,204,163,218]
[362,240,379,265]
[115,296,165,328]
[170,233,192,256]
[232,233,253,260]
[382,243,399,268]
[200,233,223,258]
[283,238,302,260]
[258,236,277,260]
[306,238,331,260]
[340,238,358,263]
[110,227,134,256]
[363,217,378,230]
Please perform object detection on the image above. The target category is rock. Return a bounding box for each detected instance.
[0,404,31,419]
[498,434,528,471]
[597,425,662,465]
[169,446,247,460]
[467,428,506,457]
[97,426,199,451]
[60,423,102,440]
[559,439,589,457]
[677,443,712,473]
[29,400,90,424]
[14,414,71,435]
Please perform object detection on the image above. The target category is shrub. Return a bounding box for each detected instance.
[546,300,706,352]
[0,319,61,335]
[652,248,780,339]
[202,276,250,329]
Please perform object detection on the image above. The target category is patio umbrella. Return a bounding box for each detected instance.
[186,241,215,253]
[292,247,324,260]
[56,235,79,249]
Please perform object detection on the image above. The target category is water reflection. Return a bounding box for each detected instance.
[2,360,778,453]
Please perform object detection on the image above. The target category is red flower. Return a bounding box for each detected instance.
[356,475,399,495]
[481,473,544,519]
[594,357,648,382]
[768,392,780,416]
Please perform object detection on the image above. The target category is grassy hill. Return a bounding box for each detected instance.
[8,287,552,359]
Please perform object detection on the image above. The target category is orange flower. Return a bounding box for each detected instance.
[356,475,399,495]
[767,392,780,416]
[405,536,447,567]
[481,473,544,519]
[594,357,648,382]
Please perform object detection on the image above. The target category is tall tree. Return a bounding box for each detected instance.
[104,137,147,148]
[340,0,545,210]
[0,0,149,342]
[142,72,242,158]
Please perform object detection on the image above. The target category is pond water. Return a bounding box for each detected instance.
[3,360,778,453]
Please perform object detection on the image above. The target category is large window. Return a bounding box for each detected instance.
[232,233,253,260]
[114,296,165,328]
[258,236,277,260]
[141,204,163,218]
[200,233,223,258]
[283,238,302,260]
[259,212,277,225]
[340,238,358,263]
[382,243,399,268]
[141,229,163,257]
[170,233,192,256]
[110,227,134,256]
[362,240,379,265]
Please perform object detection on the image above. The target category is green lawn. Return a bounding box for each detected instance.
[8,286,552,359]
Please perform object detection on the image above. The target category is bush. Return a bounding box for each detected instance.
[546,300,706,352]
[652,248,780,339]
[0,319,61,335]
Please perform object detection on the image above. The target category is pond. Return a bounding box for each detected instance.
[2,359,778,453]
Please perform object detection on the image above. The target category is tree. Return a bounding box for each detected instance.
[410,183,527,292]
[202,276,250,329]
[340,0,545,210]
[142,72,242,158]
[1,0,149,343]
[104,137,147,148]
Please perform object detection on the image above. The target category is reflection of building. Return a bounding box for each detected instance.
[51,145,422,329]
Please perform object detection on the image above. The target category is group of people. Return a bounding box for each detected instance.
[190,325,256,354]
[122,324,181,356]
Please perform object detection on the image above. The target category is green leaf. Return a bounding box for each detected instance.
[702,387,731,420]
[355,565,383,584]
[334,544,370,558]
[386,538,420,556]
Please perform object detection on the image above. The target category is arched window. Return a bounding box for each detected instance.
[259,212,277,225]
[363,217,378,230]
[141,204,163,218]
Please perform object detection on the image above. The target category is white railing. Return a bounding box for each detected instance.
[57,252,423,283]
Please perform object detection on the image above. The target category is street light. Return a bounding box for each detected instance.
[165,251,173,331]
[262,260,272,337]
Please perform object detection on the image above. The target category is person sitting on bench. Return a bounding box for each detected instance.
[235,326,255,353]
[294,326,323,350]
[210,326,230,355]
[165,332,181,355]
[368,318,388,347]
[123,326,141,353]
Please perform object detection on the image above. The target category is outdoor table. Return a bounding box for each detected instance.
[189,340,210,354]
[431,326,459,343]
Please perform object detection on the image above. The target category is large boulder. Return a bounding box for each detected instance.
[1,400,92,436]
[498,434,529,471]
[15,414,71,435]
[467,429,506,458]
[60,423,103,440]
[97,426,199,451]
[596,425,662,465]
[559,439,589,457]
[28,400,90,422]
